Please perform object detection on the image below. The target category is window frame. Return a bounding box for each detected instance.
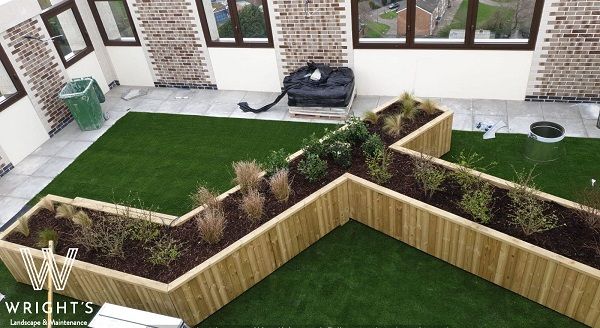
[87,0,141,46]
[0,45,27,112]
[41,0,94,68]
[351,0,545,50]
[195,0,274,48]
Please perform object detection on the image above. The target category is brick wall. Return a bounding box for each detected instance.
[526,0,600,103]
[131,0,215,89]
[272,0,351,74]
[3,19,71,136]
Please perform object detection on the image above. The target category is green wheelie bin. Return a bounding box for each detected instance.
[59,77,106,131]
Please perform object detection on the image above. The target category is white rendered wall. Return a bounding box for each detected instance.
[106,46,154,87]
[208,48,280,92]
[0,97,49,164]
[66,52,110,93]
[354,49,534,100]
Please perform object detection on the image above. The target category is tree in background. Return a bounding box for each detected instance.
[218,5,266,38]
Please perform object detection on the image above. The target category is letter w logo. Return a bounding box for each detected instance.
[20,247,78,291]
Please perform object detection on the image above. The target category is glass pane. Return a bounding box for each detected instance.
[199,0,235,43]
[0,62,18,104]
[95,1,136,42]
[237,2,268,42]
[415,0,466,43]
[357,0,407,43]
[47,9,87,61]
[38,0,53,10]
[474,0,536,43]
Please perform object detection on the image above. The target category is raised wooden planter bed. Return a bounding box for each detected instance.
[1,97,598,327]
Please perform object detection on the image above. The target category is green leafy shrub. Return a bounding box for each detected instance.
[264,148,289,176]
[452,151,496,188]
[344,116,369,144]
[302,132,327,157]
[147,236,184,266]
[128,213,161,245]
[73,215,129,258]
[366,149,392,184]
[508,168,559,236]
[298,153,328,183]
[362,133,384,158]
[459,182,494,224]
[413,154,447,198]
[328,141,352,168]
[37,228,58,248]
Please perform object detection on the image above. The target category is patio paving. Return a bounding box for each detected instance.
[0,86,598,227]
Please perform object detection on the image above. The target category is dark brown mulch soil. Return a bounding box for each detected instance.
[5,104,599,283]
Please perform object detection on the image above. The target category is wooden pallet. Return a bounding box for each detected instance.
[288,87,357,120]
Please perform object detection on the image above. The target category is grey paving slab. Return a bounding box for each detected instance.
[156,99,191,114]
[254,106,288,121]
[473,114,509,133]
[178,101,211,115]
[352,95,380,117]
[9,176,52,199]
[101,97,141,112]
[10,155,51,176]
[452,113,474,131]
[577,104,600,120]
[105,110,128,126]
[32,139,71,157]
[440,98,472,114]
[132,99,165,113]
[548,118,587,137]
[32,157,74,178]
[508,115,544,134]
[212,90,247,104]
[229,109,258,120]
[0,196,28,226]
[205,103,237,117]
[378,96,396,106]
[506,101,543,117]
[542,102,582,119]
[55,141,93,159]
[241,92,279,106]
[0,174,28,196]
[145,87,175,100]
[472,99,507,115]
[583,119,600,138]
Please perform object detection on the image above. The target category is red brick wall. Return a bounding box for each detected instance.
[527,0,600,103]
[397,8,432,37]
[3,19,71,136]
[272,0,350,74]
[131,0,215,89]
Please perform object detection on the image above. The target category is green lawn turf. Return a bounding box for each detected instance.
[198,220,584,327]
[442,131,600,201]
[379,10,398,20]
[32,113,336,215]
[437,0,496,37]
[365,21,391,38]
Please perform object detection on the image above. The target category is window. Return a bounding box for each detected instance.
[0,46,26,112]
[351,0,544,49]
[196,0,274,47]
[88,0,140,46]
[41,0,94,67]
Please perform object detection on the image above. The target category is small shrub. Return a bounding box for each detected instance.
[73,215,129,258]
[55,204,77,220]
[452,151,496,188]
[362,133,384,158]
[233,160,263,193]
[14,215,30,237]
[197,208,226,244]
[413,154,447,199]
[302,132,327,157]
[382,114,404,137]
[577,185,600,231]
[269,169,291,203]
[418,99,439,115]
[327,141,352,168]
[459,182,494,224]
[363,111,379,124]
[508,168,559,236]
[241,189,265,223]
[344,116,369,144]
[40,198,55,212]
[128,213,161,245]
[298,153,328,183]
[190,185,222,211]
[401,98,418,120]
[72,211,92,228]
[37,228,58,248]
[147,236,184,266]
[366,149,393,185]
[264,148,289,176]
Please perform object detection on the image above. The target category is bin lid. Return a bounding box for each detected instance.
[59,78,94,100]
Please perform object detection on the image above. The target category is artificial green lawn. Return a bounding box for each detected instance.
[199,221,583,327]
[33,113,336,215]
[442,131,600,201]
